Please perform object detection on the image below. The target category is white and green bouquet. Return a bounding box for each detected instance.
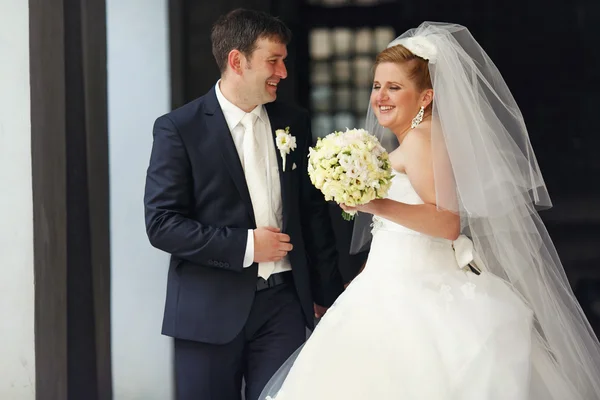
[308,128,394,220]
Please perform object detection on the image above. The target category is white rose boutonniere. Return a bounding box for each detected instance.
[275,126,296,171]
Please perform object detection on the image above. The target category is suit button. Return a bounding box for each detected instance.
[207,260,214,265]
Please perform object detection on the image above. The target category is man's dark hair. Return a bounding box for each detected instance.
[211,9,292,73]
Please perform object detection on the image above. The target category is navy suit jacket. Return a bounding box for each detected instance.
[144,87,344,344]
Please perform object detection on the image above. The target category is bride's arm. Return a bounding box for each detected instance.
[363,199,459,240]
[344,128,460,241]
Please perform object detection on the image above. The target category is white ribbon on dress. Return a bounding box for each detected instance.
[452,235,487,273]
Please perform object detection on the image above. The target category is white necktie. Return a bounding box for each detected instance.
[240,113,275,280]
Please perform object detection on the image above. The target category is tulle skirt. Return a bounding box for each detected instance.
[260,231,579,399]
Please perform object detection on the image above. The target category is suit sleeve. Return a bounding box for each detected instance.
[298,112,344,307]
[144,115,248,271]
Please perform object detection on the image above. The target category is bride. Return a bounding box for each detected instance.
[260,22,600,399]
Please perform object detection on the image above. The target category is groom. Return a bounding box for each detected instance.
[144,8,344,400]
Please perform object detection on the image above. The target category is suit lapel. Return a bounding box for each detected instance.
[265,103,292,232]
[203,88,256,224]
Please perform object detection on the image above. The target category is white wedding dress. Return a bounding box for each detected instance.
[261,172,578,400]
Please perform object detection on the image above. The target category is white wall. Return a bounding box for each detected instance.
[106,1,173,398]
[0,2,36,399]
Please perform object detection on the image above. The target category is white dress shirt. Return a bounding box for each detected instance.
[215,81,291,275]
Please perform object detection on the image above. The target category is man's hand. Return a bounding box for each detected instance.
[314,303,328,319]
[253,227,293,263]
[343,261,367,289]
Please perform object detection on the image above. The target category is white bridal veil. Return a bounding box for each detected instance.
[351,22,600,398]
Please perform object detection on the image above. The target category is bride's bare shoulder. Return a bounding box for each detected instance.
[403,126,431,148]
[388,148,406,173]
[401,126,432,164]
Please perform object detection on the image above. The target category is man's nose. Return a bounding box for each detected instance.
[276,61,287,79]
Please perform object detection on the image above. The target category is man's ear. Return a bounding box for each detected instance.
[227,49,245,76]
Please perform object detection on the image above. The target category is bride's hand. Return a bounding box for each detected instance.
[339,203,358,213]
[340,200,380,215]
